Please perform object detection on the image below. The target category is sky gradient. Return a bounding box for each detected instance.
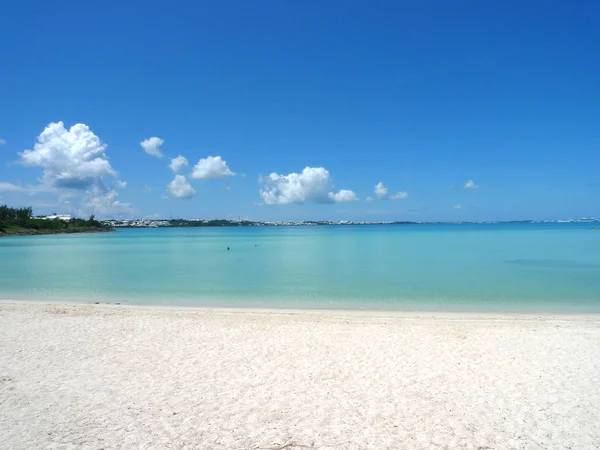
[1,1,599,221]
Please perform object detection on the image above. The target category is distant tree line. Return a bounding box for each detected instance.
[0,205,106,232]
[0,205,33,221]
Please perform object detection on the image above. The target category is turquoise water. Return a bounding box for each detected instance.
[1,224,599,312]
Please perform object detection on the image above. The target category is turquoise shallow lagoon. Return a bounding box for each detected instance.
[1,223,599,312]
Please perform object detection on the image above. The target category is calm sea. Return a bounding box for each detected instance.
[1,224,599,312]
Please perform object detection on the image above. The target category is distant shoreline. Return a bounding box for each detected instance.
[0,227,114,237]
[104,218,600,228]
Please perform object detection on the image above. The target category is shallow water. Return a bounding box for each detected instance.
[1,223,599,312]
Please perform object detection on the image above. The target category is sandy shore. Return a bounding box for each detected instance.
[1,302,600,449]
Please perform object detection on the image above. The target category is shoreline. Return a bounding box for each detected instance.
[0,227,113,237]
[2,298,600,320]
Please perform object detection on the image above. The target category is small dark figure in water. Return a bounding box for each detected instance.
[254,244,257,247]
[227,246,230,250]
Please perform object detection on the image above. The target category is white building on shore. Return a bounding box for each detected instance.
[39,215,72,221]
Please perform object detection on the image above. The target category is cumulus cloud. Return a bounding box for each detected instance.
[167,175,195,199]
[169,155,188,173]
[19,122,117,192]
[191,156,234,179]
[365,196,374,202]
[259,166,356,205]
[374,182,408,200]
[454,204,462,209]
[328,189,358,203]
[140,137,164,158]
[389,191,408,200]
[464,180,478,189]
[374,182,388,199]
[0,138,6,145]
[260,167,331,204]
[9,122,133,216]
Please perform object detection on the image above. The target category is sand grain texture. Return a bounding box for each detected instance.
[1,302,599,449]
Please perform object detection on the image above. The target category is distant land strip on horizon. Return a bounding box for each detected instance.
[102,218,600,228]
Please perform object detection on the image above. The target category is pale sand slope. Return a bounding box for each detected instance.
[1,302,600,450]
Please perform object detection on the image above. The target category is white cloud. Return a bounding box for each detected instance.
[140,137,164,158]
[0,138,6,145]
[464,180,479,189]
[169,155,188,173]
[328,189,358,203]
[260,166,331,204]
[365,196,374,202]
[8,122,134,216]
[374,182,407,200]
[259,166,356,205]
[454,204,462,209]
[374,182,388,199]
[190,156,234,179]
[0,182,51,195]
[83,189,133,216]
[0,182,23,192]
[143,185,152,193]
[389,191,408,200]
[19,122,117,192]
[167,175,195,199]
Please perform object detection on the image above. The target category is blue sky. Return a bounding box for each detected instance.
[1,0,598,221]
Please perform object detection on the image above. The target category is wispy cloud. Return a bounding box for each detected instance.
[389,191,408,200]
[0,182,53,195]
[0,182,24,192]
[82,189,133,216]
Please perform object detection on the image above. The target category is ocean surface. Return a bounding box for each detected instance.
[1,223,599,312]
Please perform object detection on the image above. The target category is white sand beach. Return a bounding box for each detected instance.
[1,302,600,450]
